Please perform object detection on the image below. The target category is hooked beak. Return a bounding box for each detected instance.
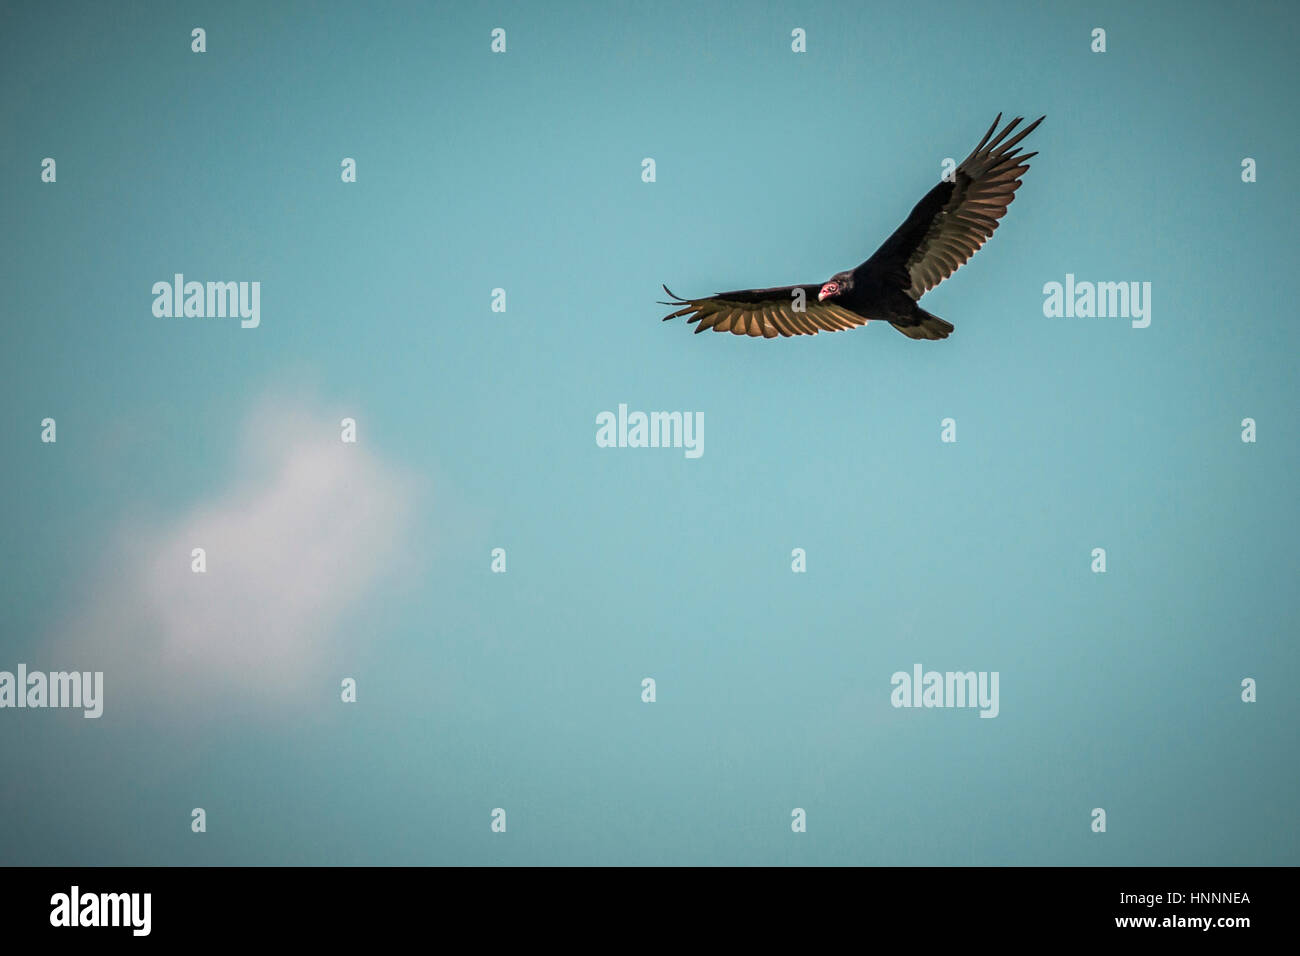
[817,286,835,301]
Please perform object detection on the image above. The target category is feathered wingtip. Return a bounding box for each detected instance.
[659,284,697,321]
[962,114,1046,166]
[658,284,689,305]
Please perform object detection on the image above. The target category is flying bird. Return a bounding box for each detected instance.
[661,114,1044,341]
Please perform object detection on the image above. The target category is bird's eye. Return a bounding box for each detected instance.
[827,283,838,292]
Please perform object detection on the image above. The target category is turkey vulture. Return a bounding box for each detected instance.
[661,114,1044,341]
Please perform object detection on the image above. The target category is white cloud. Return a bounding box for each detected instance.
[50,396,417,713]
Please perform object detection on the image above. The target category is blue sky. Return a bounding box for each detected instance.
[1,0,1296,865]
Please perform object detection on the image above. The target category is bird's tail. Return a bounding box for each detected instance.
[891,307,955,341]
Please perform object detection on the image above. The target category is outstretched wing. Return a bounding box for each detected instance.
[856,114,1044,300]
[659,284,867,338]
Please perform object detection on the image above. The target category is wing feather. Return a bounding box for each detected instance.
[660,284,869,338]
[853,114,1044,300]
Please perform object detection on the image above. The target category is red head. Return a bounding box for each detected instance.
[818,273,853,301]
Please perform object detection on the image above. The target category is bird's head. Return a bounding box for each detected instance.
[818,273,853,301]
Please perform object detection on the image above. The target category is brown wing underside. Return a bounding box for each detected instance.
[659,285,868,338]
[884,114,1044,301]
